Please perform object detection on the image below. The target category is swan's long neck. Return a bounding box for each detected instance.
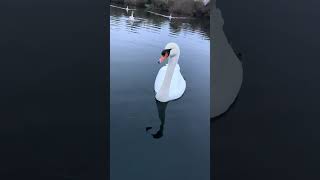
[156,51,180,101]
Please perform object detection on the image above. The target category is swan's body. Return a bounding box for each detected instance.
[154,43,186,102]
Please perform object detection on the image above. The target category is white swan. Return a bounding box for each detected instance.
[129,11,134,21]
[154,43,186,102]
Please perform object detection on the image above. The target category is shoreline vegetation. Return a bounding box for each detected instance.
[110,0,210,18]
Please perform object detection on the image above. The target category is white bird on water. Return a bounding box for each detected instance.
[129,11,134,21]
[154,43,186,102]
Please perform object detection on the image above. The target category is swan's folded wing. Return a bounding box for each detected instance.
[169,67,186,99]
[154,66,167,93]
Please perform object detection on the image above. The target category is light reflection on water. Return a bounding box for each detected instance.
[110,6,210,180]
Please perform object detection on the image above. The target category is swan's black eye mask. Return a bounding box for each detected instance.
[161,49,171,56]
[158,49,172,64]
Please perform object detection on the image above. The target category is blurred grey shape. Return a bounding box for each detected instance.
[211,0,243,118]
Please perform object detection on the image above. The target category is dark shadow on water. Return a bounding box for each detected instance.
[146,99,169,139]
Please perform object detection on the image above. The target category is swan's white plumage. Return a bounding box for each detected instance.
[129,11,134,21]
[154,43,186,102]
[154,64,186,101]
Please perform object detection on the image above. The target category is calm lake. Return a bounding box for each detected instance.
[110,5,210,180]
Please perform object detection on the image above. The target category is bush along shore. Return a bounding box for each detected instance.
[110,0,210,18]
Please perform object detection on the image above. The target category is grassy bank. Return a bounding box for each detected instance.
[110,0,210,17]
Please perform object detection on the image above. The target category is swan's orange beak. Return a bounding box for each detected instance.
[158,53,169,64]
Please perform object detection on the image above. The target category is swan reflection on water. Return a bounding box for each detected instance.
[146,99,168,139]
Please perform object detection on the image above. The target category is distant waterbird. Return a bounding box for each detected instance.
[129,11,134,21]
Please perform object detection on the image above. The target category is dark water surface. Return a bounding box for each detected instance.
[110,6,210,180]
[214,1,320,179]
